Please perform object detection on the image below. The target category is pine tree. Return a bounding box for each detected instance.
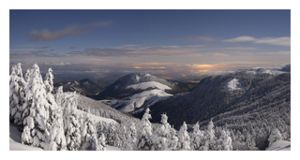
[177,121,191,150]
[268,128,282,146]
[44,68,54,93]
[153,113,174,150]
[219,129,233,150]
[137,108,153,150]
[44,68,66,150]
[245,131,257,150]
[118,124,128,149]
[21,64,51,149]
[191,122,204,150]
[9,63,27,126]
[206,119,216,150]
[168,127,178,150]
[98,133,106,150]
[127,122,138,150]
[81,117,99,150]
[63,93,82,150]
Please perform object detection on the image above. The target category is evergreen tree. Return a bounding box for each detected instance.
[63,93,82,150]
[190,122,204,150]
[81,117,99,150]
[21,64,51,149]
[9,63,27,126]
[44,68,54,93]
[168,127,178,150]
[177,121,191,150]
[153,113,174,150]
[245,131,257,150]
[137,108,153,150]
[219,129,233,150]
[268,128,282,146]
[98,133,106,150]
[206,119,216,150]
[127,122,138,150]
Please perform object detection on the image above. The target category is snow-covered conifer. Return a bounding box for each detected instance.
[21,64,50,149]
[205,119,216,150]
[63,93,82,150]
[153,113,173,150]
[98,133,106,150]
[268,128,282,146]
[137,108,153,150]
[9,63,27,126]
[177,121,191,150]
[168,127,178,150]
[81,117,99,150]
[190,122,204,150]
[127,122,138,150]
[44,68,54,93]
[219,129,233,150]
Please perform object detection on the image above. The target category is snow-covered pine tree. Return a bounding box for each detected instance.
[168,127,178,150]
[21,64,51,149]
[98,133,106,150]
[245,131,257,150]
[118,123,128,150]
[137,108,153,150]
[62,92,82,150]
[44,68,54,94]
[219,129,233,150]
[127,122,138,150]
[177,121,191,150]
[268,128,282,146]
[55,86,64,106]
[153,113,173,150]
[9,63,27,126]
[43,68,67,150]
[119,122,138,150]
[206,119,216,150]
[81,117,99,150]
[190,122,204,150]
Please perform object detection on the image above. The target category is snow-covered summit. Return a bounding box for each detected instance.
[127,81,171,91]
[244,67,286,76]
[96,72,173,99]
[227,78,241,91]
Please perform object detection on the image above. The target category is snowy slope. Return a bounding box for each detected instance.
[76,109,118,125]
[120,89,172,113]
[96,73,174,113]
[77,94,142,124]
[266,140,290,151]
[10,139,42,150]
[127,81,171,91]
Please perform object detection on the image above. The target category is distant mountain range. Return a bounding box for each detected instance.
[55,79,102,97]
[45,64,290,150]
[56,65,290,130]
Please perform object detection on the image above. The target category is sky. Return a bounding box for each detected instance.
[10,10,290,78]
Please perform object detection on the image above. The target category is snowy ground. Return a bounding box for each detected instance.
[10,124,42,150]
[126,81,171,91]
[266,140,290,151]
[10,138,42,150]
[10,124,120,151]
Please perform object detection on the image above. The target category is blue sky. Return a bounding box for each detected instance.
[10,10,290,77]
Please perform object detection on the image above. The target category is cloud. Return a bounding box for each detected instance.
[224,36,290,47]
[29,21,112,41]
[68,44,204,57]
